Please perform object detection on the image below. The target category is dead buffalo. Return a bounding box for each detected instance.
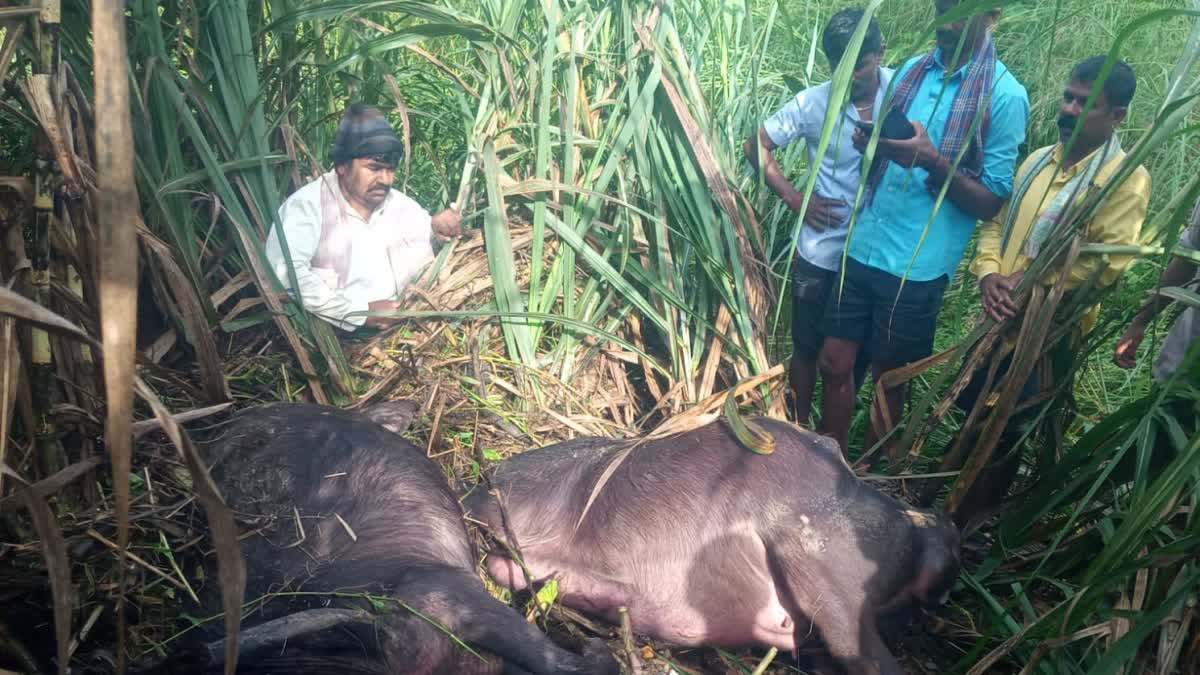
[465,417,959,675]
[163,401,617,675]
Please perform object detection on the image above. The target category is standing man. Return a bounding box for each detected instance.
[1111,196,1199,484]
[1115,195,1200,382]
[744,8,892,426]
[818,0,1030,457]
[265,103,461,332]
[953,56,1149,528]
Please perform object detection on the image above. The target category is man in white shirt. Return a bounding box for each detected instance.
[744,8,892,425]
[265,103,461,332]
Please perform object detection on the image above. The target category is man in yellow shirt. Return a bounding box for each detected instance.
[971,56,1149,331]
[952,56,1150,528]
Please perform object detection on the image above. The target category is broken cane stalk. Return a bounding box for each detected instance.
[750,647,778,675]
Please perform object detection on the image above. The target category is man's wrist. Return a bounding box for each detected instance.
[782,186,805,210]
[921,151,947,176]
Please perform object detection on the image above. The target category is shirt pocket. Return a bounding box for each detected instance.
[924,108,951,146]
[919,86,953,143]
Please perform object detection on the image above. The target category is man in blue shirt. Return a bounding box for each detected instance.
[745,8,892,426]
[817,0,1030,459]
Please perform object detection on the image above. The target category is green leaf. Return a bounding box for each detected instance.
[481,140,536,367]
[534,578,558,609]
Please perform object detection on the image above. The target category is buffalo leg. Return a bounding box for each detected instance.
[485,553,636,619]
[377,600,502,675]
[387,566,616,675]
[767,544,901,675]
[204,608,375,666]
[802,597,901,675]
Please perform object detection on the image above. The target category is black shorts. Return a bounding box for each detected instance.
[955,352,1042,441]
[956,334,1079,443]
[791,254,835,359]
[821,257,948,366]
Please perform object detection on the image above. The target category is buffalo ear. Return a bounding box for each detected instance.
[357,399,420,435]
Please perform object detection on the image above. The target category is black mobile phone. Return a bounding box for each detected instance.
[880,106,916,140]
[856,107,916,140]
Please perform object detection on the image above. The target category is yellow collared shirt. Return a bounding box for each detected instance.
[970,142,1150,335]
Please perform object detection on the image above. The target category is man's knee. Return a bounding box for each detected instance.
[790,354,816,378]
[819,341,859,381]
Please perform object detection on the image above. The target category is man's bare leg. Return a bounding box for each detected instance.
[862,360,907,468]
[818,337,863,453]
[790,356,820,427]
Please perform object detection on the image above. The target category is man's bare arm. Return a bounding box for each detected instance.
[745,128,804,211]
[1114,252,1198,368]
[1133,254,1198,326]
[922,153,1005,221]
[744,127,845,228]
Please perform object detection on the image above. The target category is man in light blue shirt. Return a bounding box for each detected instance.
[818,0,1030,460]
[745,8,892,426]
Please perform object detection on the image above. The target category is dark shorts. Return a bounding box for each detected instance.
[791,254,836,359]
[954,352,1042,441]
[955,331,1080,441]
[821,257,948,366]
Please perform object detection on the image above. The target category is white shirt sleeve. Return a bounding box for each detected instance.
[762,89,815,149]
[265,191,369,331]
[387,193,435,291]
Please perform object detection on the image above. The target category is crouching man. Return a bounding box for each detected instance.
[265,103,461,332]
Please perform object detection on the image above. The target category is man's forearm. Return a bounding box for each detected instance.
[273,255,367,330]
[745,134,802,207]
[763,161,805,206]
[1134,256,1199,325]
[923,154,1004,221]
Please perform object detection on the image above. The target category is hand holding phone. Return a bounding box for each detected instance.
[856,106,916,141]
